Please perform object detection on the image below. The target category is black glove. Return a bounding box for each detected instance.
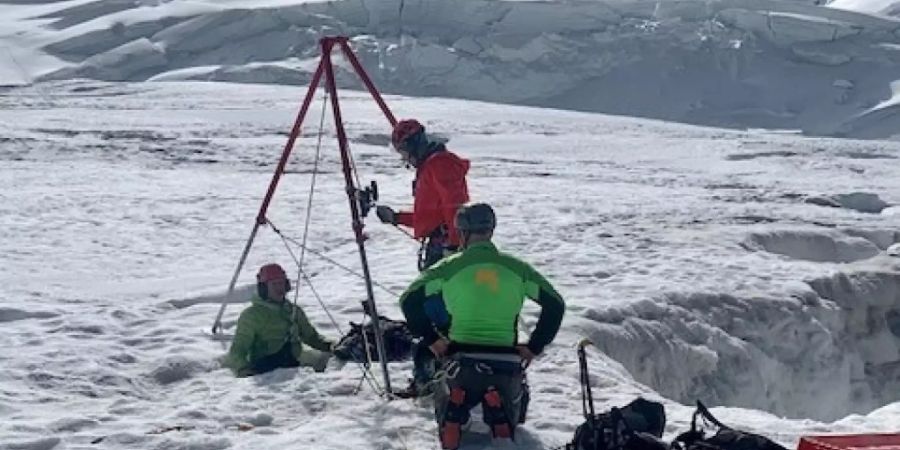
[376,205,397,225]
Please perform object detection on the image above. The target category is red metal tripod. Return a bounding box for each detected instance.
[212,36,398,394]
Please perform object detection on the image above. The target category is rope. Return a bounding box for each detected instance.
[268,220,402,297]
[289,88,328,311]
[267,89,386,395]
[392,223,418,241]
[357,307,376,379]
[296,86,329,274]
[270,221,344,334]
[262,91,402,397]
[337,111,363,201]
[272,224,384,394]
[347,137,364,197]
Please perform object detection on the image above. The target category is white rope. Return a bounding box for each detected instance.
[267,84,384,394]
[289,85,328,320]
[271,222,384,394]
[264,85,395,397]
[296,87,329,275]
[269,225,401,297]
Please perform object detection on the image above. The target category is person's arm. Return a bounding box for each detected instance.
[226,311,258,377]
[432,163,469,241]
[294,306,334,352]
[396,210,414,227]
[399,275,443,345]
[523,267,565,355]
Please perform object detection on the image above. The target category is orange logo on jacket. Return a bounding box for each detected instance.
[475,269,500,292]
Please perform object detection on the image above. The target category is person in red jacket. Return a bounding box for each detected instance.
[376,119,470,271]
[376,119,470,397]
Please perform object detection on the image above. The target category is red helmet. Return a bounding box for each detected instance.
[391,119,424,149]
[257,263,287,283]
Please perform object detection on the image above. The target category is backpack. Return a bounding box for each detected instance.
[672,401,788,450]
[568,401,669,450]
[332,316,415,363]
[567,340,668,450]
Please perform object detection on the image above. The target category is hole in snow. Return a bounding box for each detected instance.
[743,229,881,263]
[804,192,891,214]
[0,307,59,323]
[583,270,900,421]
[725,150,799,160]
[0,437,61,450]
[841,151,898,160]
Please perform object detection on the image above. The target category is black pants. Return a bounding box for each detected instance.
[250,342,299,375]
[412,323,449,387]
[419,239,457,271]
[248,342,330,375]
[434,356,524,429]
[413,341,436,384]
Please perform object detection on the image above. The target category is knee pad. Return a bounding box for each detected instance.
[440,387,468,450]
[482,386,513,440]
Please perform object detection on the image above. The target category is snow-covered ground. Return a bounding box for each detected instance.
[1,80,898,449]
[829,0,900,19]
[2,0,900,138]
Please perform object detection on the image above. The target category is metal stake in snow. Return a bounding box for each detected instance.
[211,36,397,394]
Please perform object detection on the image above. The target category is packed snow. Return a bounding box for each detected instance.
[2,0,900,138]
[829,0,900,18]
[1,80,898,449]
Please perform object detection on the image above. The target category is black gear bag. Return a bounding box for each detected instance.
[567,340,668,450]
[332,316,415,363]
[672,401,788,450]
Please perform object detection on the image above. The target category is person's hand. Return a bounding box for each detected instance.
[429,338,450,357]
[516,345,536,369]
[376,205,396,225]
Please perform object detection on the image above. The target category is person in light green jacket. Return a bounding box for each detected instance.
[225,263,334,377]
[399,203,565,449]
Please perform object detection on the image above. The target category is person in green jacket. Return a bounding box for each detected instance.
[225,263,335,377]
[399,203,566,450]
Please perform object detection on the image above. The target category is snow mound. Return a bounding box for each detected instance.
[49,417,97,433]
[167,284,256,309]
[4,0,900,137]
[148,356,214,385]
[743,228,882,262]
[842,227,900,249]
[806,192,892,213]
